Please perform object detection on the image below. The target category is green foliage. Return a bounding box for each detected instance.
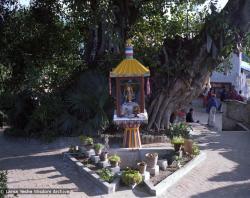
[121,169,142,186]
[79,135,87,143]
[1,72,111,139]
[108,154,121,163]
[65,72,111,134]
[97,168,114,183]
[168,123,192,139]
[0,171,7,198]
[171,136,185,145]
[173,155,182,162]
[192,143,200,155]
[94,143,104,150]
[85,137,94,145]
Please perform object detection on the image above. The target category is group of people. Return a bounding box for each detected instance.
[169,108,198,124]
[169,84,246,127]
[202,84,246,127]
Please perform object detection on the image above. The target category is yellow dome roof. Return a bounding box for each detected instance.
[110,59,150,77]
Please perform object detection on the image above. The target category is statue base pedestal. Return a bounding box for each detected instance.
[123,126,141,148]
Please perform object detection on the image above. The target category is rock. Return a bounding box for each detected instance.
[141,171,150,181]
[90,155,100,164]
[109,166,121,174]
[157,159,168,171]
[98,160,110,168]
[84,149,95,158]
[147,165,159,176]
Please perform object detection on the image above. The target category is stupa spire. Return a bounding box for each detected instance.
[125,39,133,59]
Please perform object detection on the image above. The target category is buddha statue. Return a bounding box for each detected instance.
[121,83,139,117]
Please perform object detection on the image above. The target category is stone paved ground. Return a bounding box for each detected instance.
[1,109,250,198]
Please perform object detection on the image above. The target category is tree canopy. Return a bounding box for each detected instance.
[0,0,249,138]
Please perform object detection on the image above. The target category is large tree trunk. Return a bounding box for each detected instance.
[147,0,250,130]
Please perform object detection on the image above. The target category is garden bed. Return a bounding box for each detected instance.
[144,151,206,196]
[63,152,120,194]
[150,154,193,186]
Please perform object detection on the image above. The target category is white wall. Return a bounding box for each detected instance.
[211,53,249,98]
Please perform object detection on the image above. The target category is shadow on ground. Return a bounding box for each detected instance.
[197,130,250,183]
[0,129,107,196]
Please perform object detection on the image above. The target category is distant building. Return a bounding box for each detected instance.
[210,52,250,99]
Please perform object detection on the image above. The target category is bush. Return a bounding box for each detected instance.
[192,143,200,155]
[168,123,192,139]
[0,171,7,198]
[94,143,104,150]
[121,169,142,186]
[1,71,113,140]
[79,135,87,143]
[97,168,114,183]
[85,137,93,145]
[108,154,121,163]
[171,136,185,144]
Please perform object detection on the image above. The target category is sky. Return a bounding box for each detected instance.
[20,0,229,8]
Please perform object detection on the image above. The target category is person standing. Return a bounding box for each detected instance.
[207,94,218,127]
[202,84,209,107]
[186,108,194,123]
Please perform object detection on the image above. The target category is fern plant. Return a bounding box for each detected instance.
[65,72,111,135]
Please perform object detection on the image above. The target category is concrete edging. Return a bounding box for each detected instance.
[63,153,120,194]
[144,151,206,196]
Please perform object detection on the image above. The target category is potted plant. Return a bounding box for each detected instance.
[168,123,192,139]
[137,161,147,174]
[94,143,104,155]
[145,153,158,168]
[171,136,184,152]
[108,154,121,167]
[79,135,87,146]
[97,168,114,183]
[192,143,200,156]
[100,151,108,161]
[121,169,142,188]
[85,137,93,150]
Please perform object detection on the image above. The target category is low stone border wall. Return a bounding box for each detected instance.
[144,151,206,196]
[141,135,169,144]
[63,153,120,194]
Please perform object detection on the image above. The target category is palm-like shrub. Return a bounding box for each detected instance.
[1,72,112,138]
[65,72,112,135]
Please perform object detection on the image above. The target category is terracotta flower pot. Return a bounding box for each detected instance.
[145,153,158,168]
[137,162,147,174]
[100,152,108,161]
[184,139,193,154]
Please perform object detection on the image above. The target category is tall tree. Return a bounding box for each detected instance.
[147,0,250,130]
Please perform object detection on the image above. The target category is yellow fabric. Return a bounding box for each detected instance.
[110,59,150,77]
